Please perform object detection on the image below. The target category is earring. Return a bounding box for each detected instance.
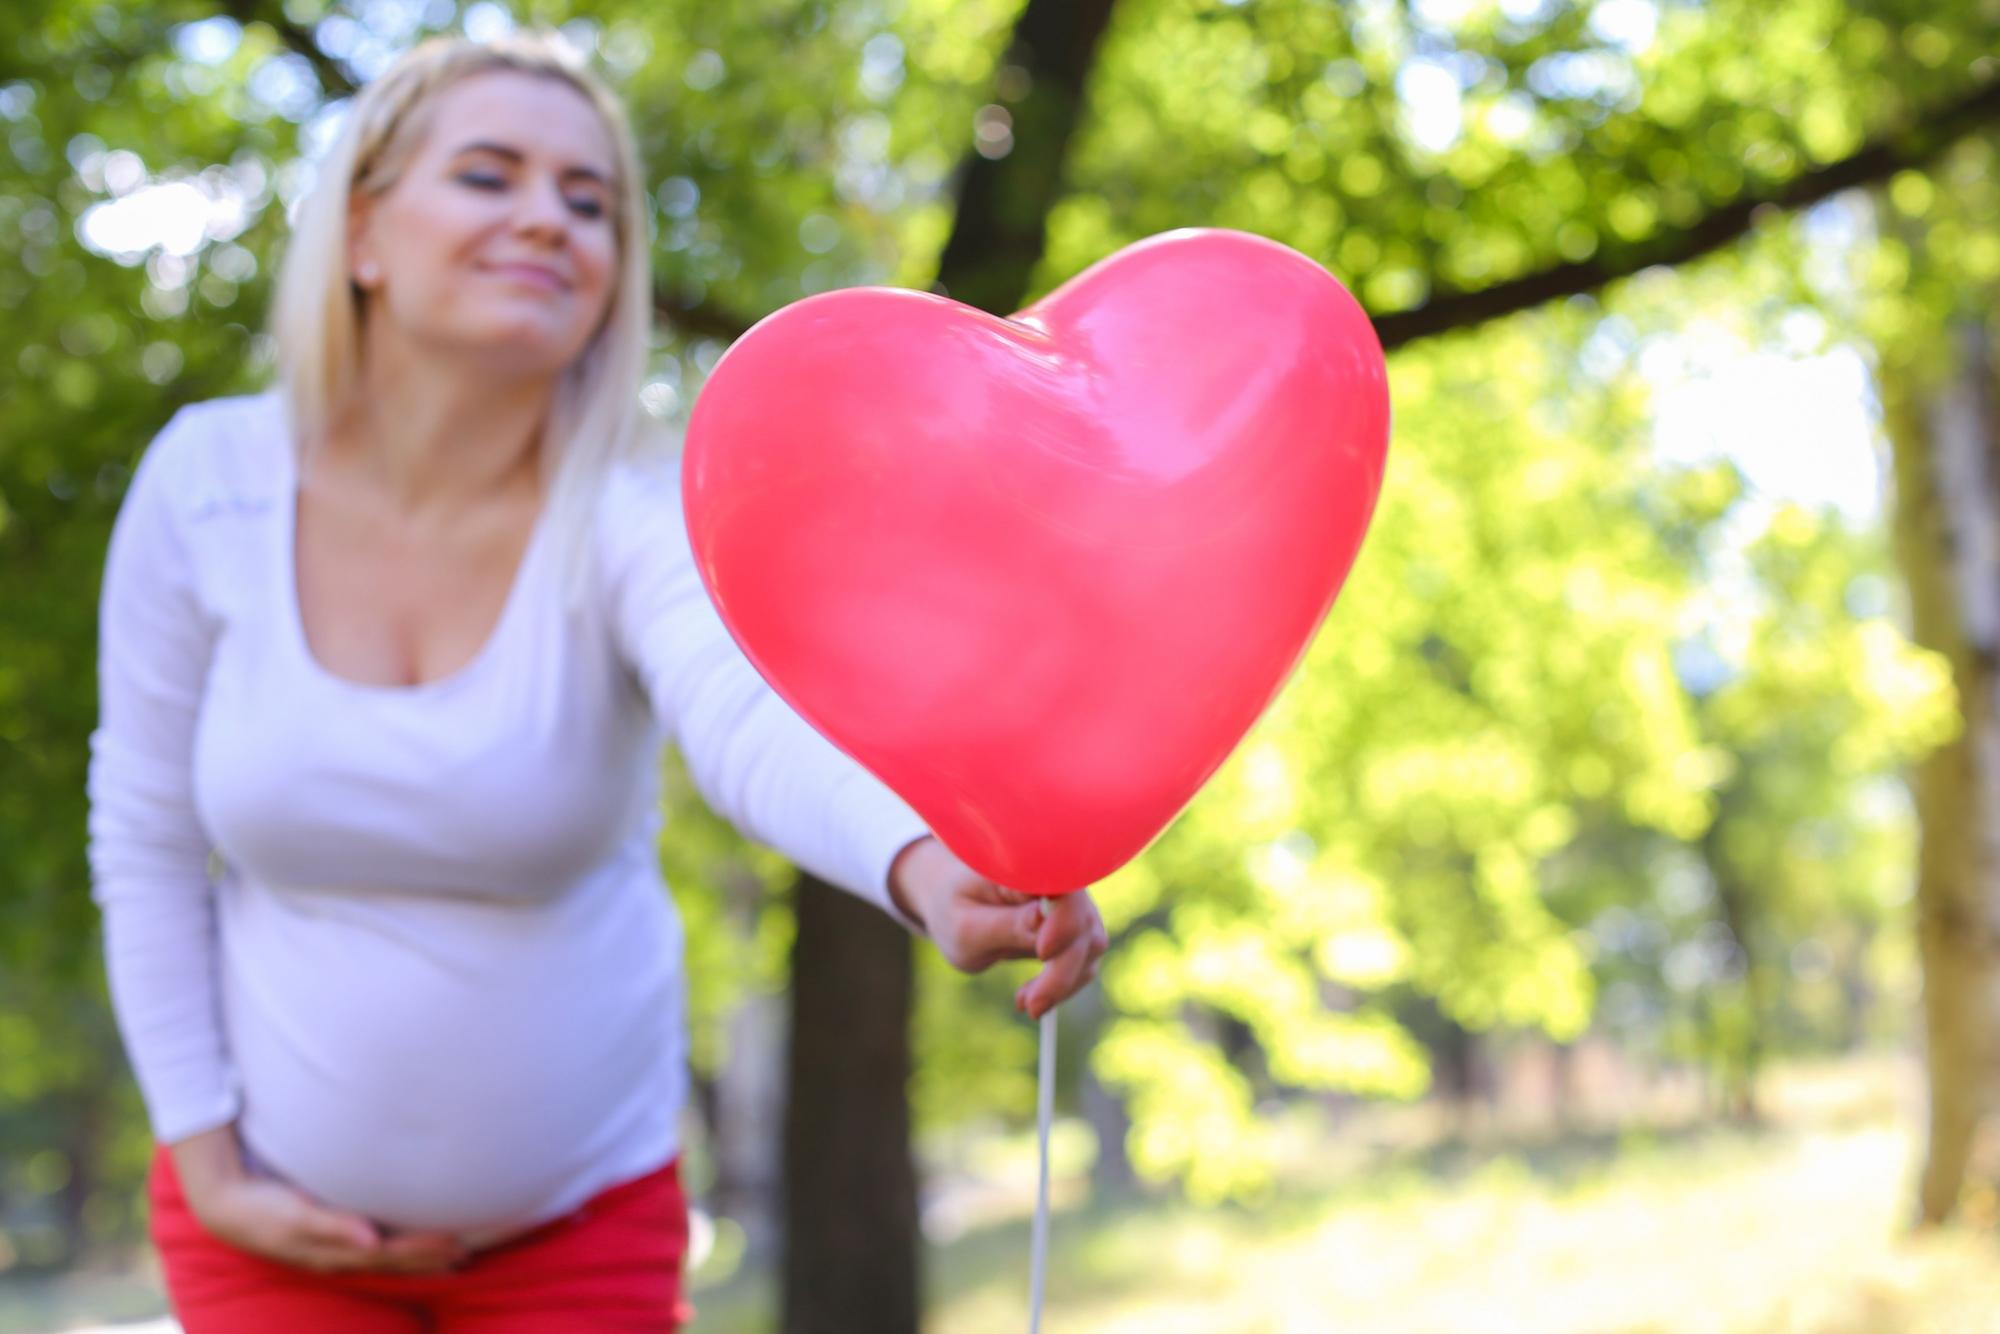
[355,261,380,286]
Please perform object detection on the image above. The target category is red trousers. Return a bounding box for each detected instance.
[148,1145,694,1332]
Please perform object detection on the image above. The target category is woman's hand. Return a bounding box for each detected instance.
[889,836,1109,1019]
[171,1125,469,1274]
[197,1176,471,1274]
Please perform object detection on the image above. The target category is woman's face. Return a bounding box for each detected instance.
[348,70,620,377]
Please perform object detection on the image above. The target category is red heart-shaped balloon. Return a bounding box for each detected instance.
[684,228,1389,895]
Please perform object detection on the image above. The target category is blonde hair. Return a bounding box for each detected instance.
[270,29,655,606]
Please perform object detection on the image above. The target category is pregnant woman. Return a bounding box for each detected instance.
[87,30,1107,1332]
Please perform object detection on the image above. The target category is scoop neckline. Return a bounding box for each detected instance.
[277,426,551,699]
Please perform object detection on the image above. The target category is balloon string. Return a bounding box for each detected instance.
[1029,1006,1056,1334]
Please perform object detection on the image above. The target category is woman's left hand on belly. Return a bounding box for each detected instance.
[214,1179,471,1274]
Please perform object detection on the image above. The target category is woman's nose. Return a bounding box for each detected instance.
[514,179,572,241]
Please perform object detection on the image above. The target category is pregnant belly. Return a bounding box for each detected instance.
[216,869,684,1237]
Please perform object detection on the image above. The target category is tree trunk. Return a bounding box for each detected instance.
[1704,814,1766,1124]
[1071,981,1135,1195]
[1883,313,2000,1225]
[1550,1041,1577,1130]
[930,0,1121,314]
[778,1,1122,1326]
[781,875,920,1334]
[1837,925,1875,1052]
[56,1093,99,1268]
[713,989,787,1260]
[1431,1012,1492,1136]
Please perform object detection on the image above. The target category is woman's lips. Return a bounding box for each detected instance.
[484,262,568,291]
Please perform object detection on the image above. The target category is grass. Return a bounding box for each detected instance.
[688,1056,2000,1333]
[8,1056,2000,1332]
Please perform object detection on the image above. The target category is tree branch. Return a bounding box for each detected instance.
[218,0,359,98]
[210,2,2000,354]
[1372,74,2000,350]
[652,284,755,344]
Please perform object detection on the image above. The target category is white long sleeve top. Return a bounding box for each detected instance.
[86,390,931,1242]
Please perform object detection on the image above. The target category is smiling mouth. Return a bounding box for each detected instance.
[484,264,570,291]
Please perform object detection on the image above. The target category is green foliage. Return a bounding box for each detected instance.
[1084,290,1698,1189]
[1040,0,1997,312]
[653,745,797,1078]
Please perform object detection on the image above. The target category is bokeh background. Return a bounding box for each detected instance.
[4,1,2000,1330]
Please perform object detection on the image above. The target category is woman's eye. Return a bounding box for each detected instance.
[458,176,604,220]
